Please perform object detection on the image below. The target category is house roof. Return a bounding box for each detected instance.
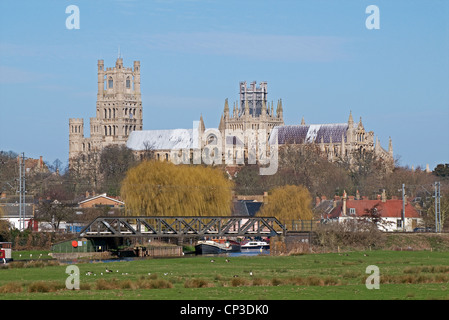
[270,123,348,145]
[327,199,421,219]
[78,193,124,205]
[232,200,263,217]
[127,121,203,151]
[127,128,199,151]
[0,203,34,218]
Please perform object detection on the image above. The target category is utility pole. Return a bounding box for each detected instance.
[18,153,26,231]
[402,183,405,231]
[434,181,441,233]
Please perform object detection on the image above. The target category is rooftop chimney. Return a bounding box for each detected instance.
[342,190,347,216]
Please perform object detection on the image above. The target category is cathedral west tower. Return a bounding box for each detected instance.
[69,57,143,166]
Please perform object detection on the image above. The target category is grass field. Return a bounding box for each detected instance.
[0,250,448,300]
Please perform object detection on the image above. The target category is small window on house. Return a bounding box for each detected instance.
[397,219,403,229]
[349,208,356,215]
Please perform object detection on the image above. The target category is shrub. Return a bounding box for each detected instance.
[270,278,283,286]
[305,276,323,286]
[144,279,173,289]
[28,281,64,293]
[0,282,23,293]
[252,277,270,286]
[184,278,210,288]
[314,219,386,251]
[95,279,120,290]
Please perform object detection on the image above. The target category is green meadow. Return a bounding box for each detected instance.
[0,250,448,300]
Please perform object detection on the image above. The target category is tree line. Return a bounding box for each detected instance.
[1,146,448,235]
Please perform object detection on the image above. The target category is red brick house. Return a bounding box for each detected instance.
[324,191,423,232]
[78,193,124,209]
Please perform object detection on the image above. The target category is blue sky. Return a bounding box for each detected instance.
[0,0,448,171]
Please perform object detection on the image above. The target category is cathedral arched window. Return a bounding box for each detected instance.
[108,77,113,89]
[126,77,131,89]
[207,134,217,145]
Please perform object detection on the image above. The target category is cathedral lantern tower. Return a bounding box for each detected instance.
[222,81,284,135]
[219,81,284,165]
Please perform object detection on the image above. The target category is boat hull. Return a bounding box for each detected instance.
[241,241,270,251]
[195,241,241,254]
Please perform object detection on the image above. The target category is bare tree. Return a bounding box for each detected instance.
[35,201,75,232]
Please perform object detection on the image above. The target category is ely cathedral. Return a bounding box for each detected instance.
[69,58,142,161]
[69,57,394,172]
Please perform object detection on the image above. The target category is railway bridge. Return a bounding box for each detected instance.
[78,216,287,239]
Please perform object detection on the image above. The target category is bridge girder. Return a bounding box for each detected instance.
[78,216,286,238]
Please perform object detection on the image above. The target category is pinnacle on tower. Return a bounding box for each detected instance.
[301,116,305,125]
[276,99,283,118]
[199,114,205,133]
[374,136,381,154]
[224,98,229,113]
[261,99,267,116]
[348,110,354,126]
[388,136,393,155]
[223,98,229,118]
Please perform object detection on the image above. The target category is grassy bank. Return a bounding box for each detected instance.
[0,250,448,300]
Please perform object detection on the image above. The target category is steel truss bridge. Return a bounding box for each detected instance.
[78,216,286,238]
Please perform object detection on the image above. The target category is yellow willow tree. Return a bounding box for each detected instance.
[259,185,313,223]
[120,160,234,216]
